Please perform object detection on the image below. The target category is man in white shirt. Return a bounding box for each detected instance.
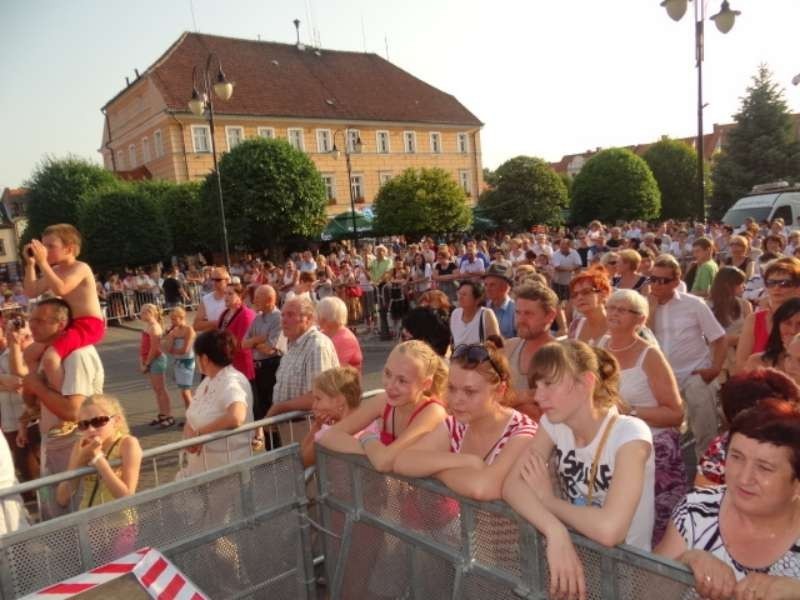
[648,255,726,460]
[459,247,486,280]
[551,238,582,300]
[531,234,553,259]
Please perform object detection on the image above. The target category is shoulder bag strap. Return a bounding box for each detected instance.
[586,414,619,505]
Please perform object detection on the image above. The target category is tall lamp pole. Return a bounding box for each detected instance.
[331,129,363,241]
[188,53,234,268]
[661,0,740,222]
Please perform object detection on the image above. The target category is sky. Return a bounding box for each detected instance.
[2,0,799,190]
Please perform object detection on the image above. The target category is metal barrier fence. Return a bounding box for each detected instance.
[315,447,699,600]
[103,282,202,324]
[0,445,315,600]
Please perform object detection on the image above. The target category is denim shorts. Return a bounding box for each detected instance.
[147,354,168,375]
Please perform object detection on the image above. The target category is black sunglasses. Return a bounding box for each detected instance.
[77,415,113,431]
[647,276,676,285]
[765,279,800,289]
[452,344,503,379]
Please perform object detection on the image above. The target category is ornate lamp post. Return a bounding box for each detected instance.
[188,53,234,267]
[330,129,363,240]
[661,0,740,221]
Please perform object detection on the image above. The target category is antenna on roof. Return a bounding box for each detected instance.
[384,35,389,60]
[293,19,305,50]
[188,0,198,31]
[134,68,140,78]
[125,76,130,86]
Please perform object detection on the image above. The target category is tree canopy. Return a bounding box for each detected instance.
[711,65,800,219]
[373,167,471,236]
[570,148,661,224]
[477,156,566,230]
[642,138,701,221]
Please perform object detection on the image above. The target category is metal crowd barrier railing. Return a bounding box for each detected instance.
[315,447,699,600]
[103,281,202,324]
[0,445,316,600]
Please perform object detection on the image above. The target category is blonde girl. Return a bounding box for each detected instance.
[502,340,655,600]
[56,395,142,509]
[164,307,196,411]
[394,342,537,500]
[140,304,173,427]
[319,340,447,471]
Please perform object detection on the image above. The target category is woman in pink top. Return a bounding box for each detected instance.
[394,342,537,500]
[316,296,363,371]
[218,284,256,381]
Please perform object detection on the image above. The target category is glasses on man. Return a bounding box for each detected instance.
[647,275,676,285]
[452,344,503,379]
[572,288,599,299]
[606,305,641,316]
[77,415,114,431]
[765,278,800,289]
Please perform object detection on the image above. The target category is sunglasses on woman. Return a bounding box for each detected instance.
[765,279,800,289]
[77,415,114,431]
[452,344,503,379]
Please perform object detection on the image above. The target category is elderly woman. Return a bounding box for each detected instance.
[724,235,755,280]
[599,289,685,545]
[657,399,800,599]
[567,268,612,345]
[613,249,649,294]
[182,330,253,476]
[317,296,363,371]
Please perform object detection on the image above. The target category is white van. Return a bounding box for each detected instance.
[721,182,800,230]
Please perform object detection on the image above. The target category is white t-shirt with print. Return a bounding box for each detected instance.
[539,408,655,551]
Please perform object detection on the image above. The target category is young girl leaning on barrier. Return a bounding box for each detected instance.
[393,342,537,500]
[502,340,655,600]
[317,340,447,472]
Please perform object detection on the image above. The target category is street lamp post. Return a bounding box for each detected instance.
[188,53,234,268]
[661,0,740,222]
[330,129,363,240]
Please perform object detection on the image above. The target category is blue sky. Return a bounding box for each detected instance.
[2,0,799,190]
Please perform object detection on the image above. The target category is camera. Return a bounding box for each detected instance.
[26,247,33,258]
[11,316,26,331]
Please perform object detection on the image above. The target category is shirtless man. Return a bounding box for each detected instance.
[23,224,104,393]
[502,283,558,421]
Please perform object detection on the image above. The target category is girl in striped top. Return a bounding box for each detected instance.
[394,342,537,501]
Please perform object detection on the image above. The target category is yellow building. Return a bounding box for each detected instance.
[100,32,484,214]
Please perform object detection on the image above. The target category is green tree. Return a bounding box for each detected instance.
[478,156,567,230]
[483,167,498,187]
[138,180,207,256]
[24,156,120,248]
[81,186,172,270]
[373,168,471,236]
[571,148,660,224]
[202,138,327,253]
[642,138,700,220]
[711,65,800,219]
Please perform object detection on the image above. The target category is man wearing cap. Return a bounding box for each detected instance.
[484,263,516,339]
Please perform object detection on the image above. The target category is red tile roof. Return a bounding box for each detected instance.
[108,32,482,127]
[1,188,28,200]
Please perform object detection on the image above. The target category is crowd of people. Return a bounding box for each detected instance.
[4,215,800,598]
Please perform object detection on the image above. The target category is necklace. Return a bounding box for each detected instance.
[607,336,639,353]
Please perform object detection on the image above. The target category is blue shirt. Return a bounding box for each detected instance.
[488,296,516,339]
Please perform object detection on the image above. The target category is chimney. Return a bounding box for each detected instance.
[294,19,305,50]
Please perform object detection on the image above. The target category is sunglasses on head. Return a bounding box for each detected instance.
[765,278,799,289]
[647,276,676,285]
[452,344,503,379]
[77,415,113,431]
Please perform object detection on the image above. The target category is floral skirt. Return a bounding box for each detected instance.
[653,428,688,546]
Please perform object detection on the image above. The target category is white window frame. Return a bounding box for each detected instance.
[141,137,151,163]
[350,174,364,201]
[258,127,275,139]
[457,132,469,154]
[459,169,472,196]
[430,132,442,154]
[225,126,245,151]
[153,129,164,158]
[316,129,333,153]
[376,130,390,154]
[403,131,417,154]
[379,171,393,186]
[287,128,305,151]
[347,129,362,153]
[128,144,137,167]
[191,125,212,153]
[322,174,336,203]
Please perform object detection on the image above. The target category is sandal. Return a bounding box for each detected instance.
[149,414,168,427]
[159,416,176,428]
[251,436,265,451]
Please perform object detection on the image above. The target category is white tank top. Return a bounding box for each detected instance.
[599,336,663,434]
[450,307,487,347]
[202,292,226,324]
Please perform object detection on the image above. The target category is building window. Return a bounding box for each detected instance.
[459,170,472,197]
[116,151,125,170]
[316,129,333,153]
[288,128,305,151]
[128,144,137,167]
[404,131,416,154]
[142,137,151,163]
[430,132,442,154]
[226,126,245,150]
[0,240,6,257]
[322,174,336,203]
[457,132,469,154]
[379,172,393,186]
[351,174,364,202]
[376,130,390,154]
[347,130,362,153]
[258,127,275,139]
[153,129,164,158]
[191,125,212,153]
